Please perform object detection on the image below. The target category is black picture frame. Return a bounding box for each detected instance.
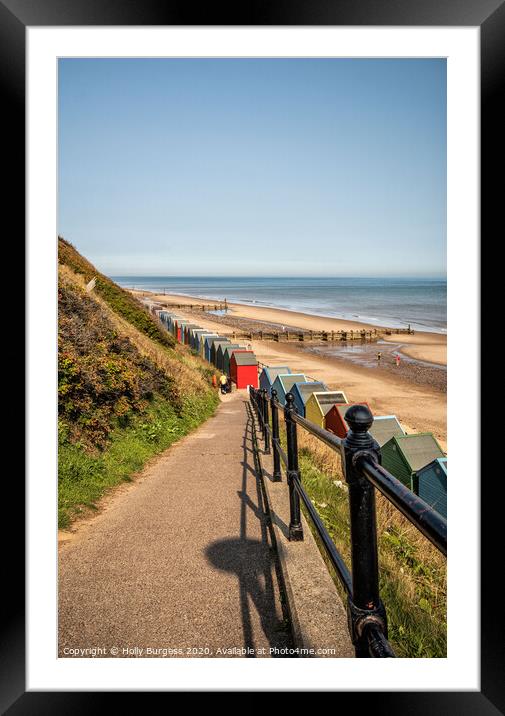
[4,0,497,709]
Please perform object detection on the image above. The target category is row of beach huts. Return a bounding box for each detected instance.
[157,310,447,519]
[158,311,260,389]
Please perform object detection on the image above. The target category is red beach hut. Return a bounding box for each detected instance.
[230,351,258,389]
[326,402,371,439]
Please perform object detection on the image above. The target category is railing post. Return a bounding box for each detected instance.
[342,404,389,657]
[284,393,303,541]
[270,389,282,482]
[261,388,270,454]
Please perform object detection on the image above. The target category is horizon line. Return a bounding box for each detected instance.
[108,274,447,280]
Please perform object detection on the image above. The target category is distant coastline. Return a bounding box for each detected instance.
[126,287,447,368]
[113,276,447,335]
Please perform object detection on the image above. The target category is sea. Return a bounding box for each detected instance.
[111,276,447,334]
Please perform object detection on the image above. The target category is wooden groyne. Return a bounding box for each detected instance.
[222,329,378,342]
[216,327,412,343]
[146,300,414,343]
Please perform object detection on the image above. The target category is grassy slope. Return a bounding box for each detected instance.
[58,239,219,528]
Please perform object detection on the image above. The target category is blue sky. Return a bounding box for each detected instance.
[58,58,446,277]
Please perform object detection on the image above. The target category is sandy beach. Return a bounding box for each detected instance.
[132,290,447,449]
[133,290,447,366]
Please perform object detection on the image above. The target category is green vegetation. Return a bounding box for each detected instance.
[280,429,447,658]
[300,450,446,657]
[59,394,216,528]
[58,239,219,527]
[59,236,174,349]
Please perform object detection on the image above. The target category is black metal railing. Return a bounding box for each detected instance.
[249,386,447,659]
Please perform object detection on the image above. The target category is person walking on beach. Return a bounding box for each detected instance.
[376,351,382,364]
[395,354,401,367]
[219,374,228,395]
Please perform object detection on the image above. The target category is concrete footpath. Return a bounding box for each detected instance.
[58,392,293,658]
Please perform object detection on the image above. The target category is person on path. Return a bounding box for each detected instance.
[395,354,401,367]
[377,351,382,364]
[220,374,228,394]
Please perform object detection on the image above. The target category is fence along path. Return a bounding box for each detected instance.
[59,391,293,658]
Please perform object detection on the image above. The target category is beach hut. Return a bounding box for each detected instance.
[223,346,247,376]
[414,457,447,518]
[305,391,348,428]
[259,366,291,397]
[216,343,240,372]
[193,330,212,352]
[183,324,200,345]
[211,339,231,367]
[381,434,445,491]
[191,329,208,350]
[201,334,218,359]
[291,381,329,417]
[230,351,258,389]
[158,311,171,328]
[369,415,405,447]
[270,374,308,407]
[205,335,227,363]
[174,319,189,342]
[325,402,371,439]
[166,315,180,335]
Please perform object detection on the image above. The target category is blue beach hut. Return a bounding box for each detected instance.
[414,457,447,518]
[191,329,208,350]
[201,334,218,359]
[270,374,308,407]
[259,366,291,397]
[205,335,227,363]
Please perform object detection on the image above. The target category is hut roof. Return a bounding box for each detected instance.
[293,381,328,404]
[370,415,405,446]
[232,351,257,366]
[221,343,241,354]
[418,456,448,476]
[278,374,307,392]
[336,403,370,426]
[311,391,348,415]
[204,334,219,344]
[264,366,291,383]
[392,434,445,472]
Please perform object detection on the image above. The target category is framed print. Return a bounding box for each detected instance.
[2,0,500,708]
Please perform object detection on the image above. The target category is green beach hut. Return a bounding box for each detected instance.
[223,345,247,376]
[381,433,445,491]
[211,339,230,367]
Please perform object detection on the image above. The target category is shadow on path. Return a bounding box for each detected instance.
[205,401,292,656]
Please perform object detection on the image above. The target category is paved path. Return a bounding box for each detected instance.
[59,392,293,658]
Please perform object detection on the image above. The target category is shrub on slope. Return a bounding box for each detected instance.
[58,260,219,527]
[59,274,178,450]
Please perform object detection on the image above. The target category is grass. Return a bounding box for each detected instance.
[279,427,447,658]
[58,391,218,528]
